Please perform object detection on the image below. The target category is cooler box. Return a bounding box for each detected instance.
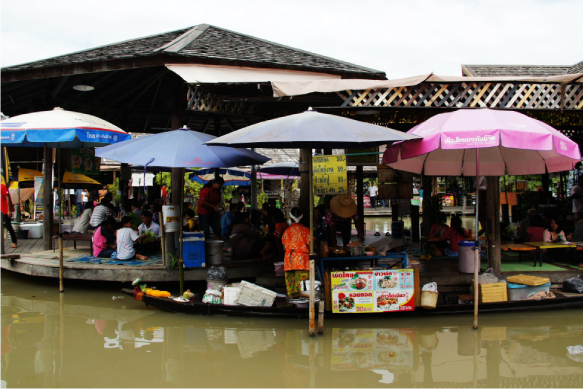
[507,281,551,301]
[183,239,205,268]
[184,231,204,240]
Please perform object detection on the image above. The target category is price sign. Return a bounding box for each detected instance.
[312,155,348,196]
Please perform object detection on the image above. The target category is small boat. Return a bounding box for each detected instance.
[121,288,583,318]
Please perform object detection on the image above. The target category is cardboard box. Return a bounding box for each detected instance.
[235,281,277,307]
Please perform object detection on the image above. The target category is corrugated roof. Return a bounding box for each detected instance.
[2,24,385,77]
[462,64,570,77]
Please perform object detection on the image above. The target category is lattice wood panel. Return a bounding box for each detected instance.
[338,82,583,110]
[186,86,257,115]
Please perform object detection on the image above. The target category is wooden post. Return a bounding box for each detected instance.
[57,146,64,292]
[356,166,364,234]
[486,176,501,274]
[421,174,432,236]
[318,300,324,335]
[299,149,311,220]
[159,211,166,268]
[411,205,420,242]
[414,267,421,308]
[43,145,53,250]
[165,111,182,264]
[179,168,185,296]
[309,259,316,337]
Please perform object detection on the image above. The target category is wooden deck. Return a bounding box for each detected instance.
[1,237,274,283]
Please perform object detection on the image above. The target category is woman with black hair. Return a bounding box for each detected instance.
[440,215,471,256]
[92,216,117,258]
[543,217,566,242]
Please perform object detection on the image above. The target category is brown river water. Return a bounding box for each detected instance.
[2,271,583,388]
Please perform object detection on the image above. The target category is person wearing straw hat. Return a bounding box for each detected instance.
[327,194,365,248]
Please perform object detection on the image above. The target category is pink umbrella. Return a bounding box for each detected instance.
[383,108,581,328]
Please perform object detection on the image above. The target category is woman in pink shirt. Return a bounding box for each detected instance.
[441,215,471,254]
[93,217,117,258]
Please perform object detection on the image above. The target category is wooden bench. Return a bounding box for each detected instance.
[52,234,93,252]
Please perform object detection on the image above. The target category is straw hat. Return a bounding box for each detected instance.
[330,195,357,219]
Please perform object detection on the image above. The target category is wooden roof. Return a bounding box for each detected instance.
[461,64,571,77]
[2,24,386,82]
[569,60,583,75]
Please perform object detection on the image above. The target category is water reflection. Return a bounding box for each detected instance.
[2,272,583,387]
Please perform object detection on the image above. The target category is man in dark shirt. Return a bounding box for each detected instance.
[196,177,224,239]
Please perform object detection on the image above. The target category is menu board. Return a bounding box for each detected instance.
[312,155,347,196]
[331,270,415,314]
[331,328,414,371]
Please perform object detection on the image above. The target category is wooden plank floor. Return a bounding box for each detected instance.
[3,237,91,255]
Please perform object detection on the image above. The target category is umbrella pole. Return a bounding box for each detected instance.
[308,149,316,337]
[179,168,185,296]
[473,149,480,329]
[58,147,64,293]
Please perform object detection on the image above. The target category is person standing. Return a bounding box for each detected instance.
[282,207,311,298]
[570,176,583,225]
[369,181,378,209]
[327,194,365,248]
[1,181,17,248]
[75,188,86,215]
[196,177,224,239]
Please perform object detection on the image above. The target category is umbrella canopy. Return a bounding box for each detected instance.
[96,127,270,168]
[15,168,43,182]
[206,108,419,148]
[59,171,102,189]
[257,172,299,180]
[258,162,299,176]
[383,108,581,175]
[189,168,251,186]
[1,107,130,148]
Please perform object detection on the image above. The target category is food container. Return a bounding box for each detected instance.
[350,245,361,257]
[207,278,228,292]
[507,281,551,301]
[223,286,241,305]
[274,262,284,276]
[289,298,319,309]
[506,274,550,286]
[300,280,321,297]
[235,280,277,307]
[479,281,508,303]
[421,291,438,309]
[365,251,374,257]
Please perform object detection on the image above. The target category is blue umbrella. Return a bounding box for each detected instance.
[96,127,269,167]
[258,162,299,177]
[189,168,251,186]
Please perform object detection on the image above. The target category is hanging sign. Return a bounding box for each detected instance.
[331,269,415,314]
[345,147,378,166]
[71,148,101,175]
[312,155,347,196]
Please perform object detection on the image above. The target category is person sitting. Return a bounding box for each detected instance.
[543,217,566,242]
[138,211,161,236]
[116,216,148,260]
[221,203,238,238]
[524,215,545,242]
[72,202,94,235]
[236,201,245,213]
[429,212,449,238]
[131,201,142,220]
[89,199,110,231]
[92,216,117,258]
[282,207,311,298]
[440,215,471,256]
[184,208,196,232]
[250,209,263,232]
[151,204,161,224]
[569,218,583,242]
[327,195,365,248]
[229,212,274,260]
[123,203,141,228]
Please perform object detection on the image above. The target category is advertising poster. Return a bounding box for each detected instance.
[312,155,347,196]
[331,270,415,313]
[71,148,101,175]
[331,328,414,371]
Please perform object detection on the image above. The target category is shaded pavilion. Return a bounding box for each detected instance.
[1,24,386,252]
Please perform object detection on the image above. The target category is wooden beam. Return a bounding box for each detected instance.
[486,176,501,274]
[110,68,168,106]
[50,76,70,100]
[43,145,53,251]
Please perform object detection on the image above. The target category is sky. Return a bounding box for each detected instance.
[1,0,581,79]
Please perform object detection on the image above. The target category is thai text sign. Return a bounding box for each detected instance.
[312,155,347,196]
[331,270,415,313]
